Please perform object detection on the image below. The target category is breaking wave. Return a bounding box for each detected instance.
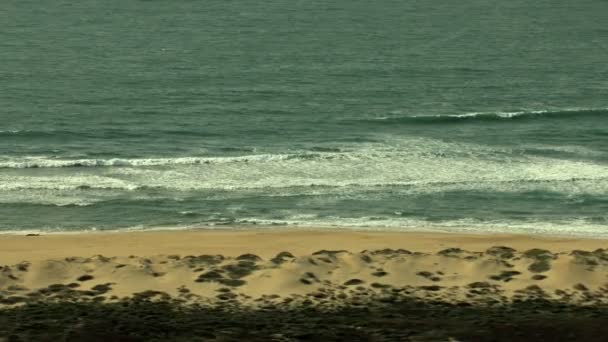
[232,217,608,238]
[367,108,608,125]
[0,153,342,169]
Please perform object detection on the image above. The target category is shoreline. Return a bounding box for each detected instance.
[2,223,608,238]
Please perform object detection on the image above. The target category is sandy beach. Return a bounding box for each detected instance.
[3,228,607,263]
[1,229,608,341]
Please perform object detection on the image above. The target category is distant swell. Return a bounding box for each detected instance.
[368,108,608,125]
[0,128,221,139]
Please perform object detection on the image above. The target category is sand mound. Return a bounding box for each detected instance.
[2,246,607,308]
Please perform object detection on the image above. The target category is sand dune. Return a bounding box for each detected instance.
[1,230,607,308]
[2,230,608,341]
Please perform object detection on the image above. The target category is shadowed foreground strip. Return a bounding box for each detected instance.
[1,298,608,342]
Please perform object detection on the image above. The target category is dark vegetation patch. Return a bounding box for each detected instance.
[131,290,171,301]
[522,249,555,274]
[523,249,554,260]
[195,270,223,281]
[235,254,262,262]
[416,271,433,278]
[76,275,94,282]
[515,285,548,298]
[7,282,119,303]
[489,270,521,282]
[570,249,608,269]
[419,285,442,291]
[91,255,112,263]
[271,251,294,264]
[0,296,27,305]
[437,247,465,256]
[312,250,348,256]
[344,279,365,286]
[367,248,412,257]
[47,284,69,292]
[222,261,258,279]
[6,285,28,292]
[360,254,373,263]
[183,254,224,267]
[216,292,238,301]
[416,271,441,281]
[16,262,30,272]
[528,260,552,273]
[486,246,516,259]
[371,271,388,277]
[217,279,247,287]
[195,270,247,287]
[91,284,113,294]
[299,272,319,285]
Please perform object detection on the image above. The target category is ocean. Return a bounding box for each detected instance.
[1,0,607,235]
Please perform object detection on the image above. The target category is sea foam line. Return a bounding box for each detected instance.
[233,217,608,238]
[2,175,607,193]
[0,153,338,169]
[2,218,608,238]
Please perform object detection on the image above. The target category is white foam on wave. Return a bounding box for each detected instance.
[104,143,608,194]
[3,175,607,208]
[448,110,544,118]
[521,144,606,156]
[0,153,317,169]
[1,137,607,196]
[0,188,118,207]
[0,174,138,191]
[233,216,608,238]
[1,136,607,211]
[454,107,608,119]
[383,107,608,121]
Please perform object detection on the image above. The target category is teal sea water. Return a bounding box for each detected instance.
[2,0,608,235]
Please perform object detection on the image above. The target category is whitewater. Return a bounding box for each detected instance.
[2,110,607,235]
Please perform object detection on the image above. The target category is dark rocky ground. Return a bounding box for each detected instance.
[1,297,608,342]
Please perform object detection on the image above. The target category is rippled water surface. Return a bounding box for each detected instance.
[2,0,608,235]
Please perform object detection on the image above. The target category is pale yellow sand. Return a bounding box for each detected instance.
[1,229,607,307]
[1,229,605,264]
